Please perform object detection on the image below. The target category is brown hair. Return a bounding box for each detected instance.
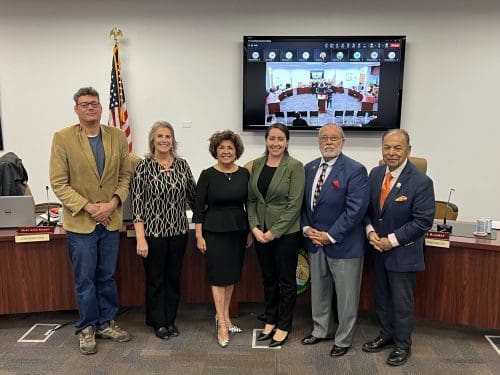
[208,130,245,159]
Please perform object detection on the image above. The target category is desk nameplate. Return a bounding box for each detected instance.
[17,226,55,234]
[15,234,50,243]
[425,231,450,248]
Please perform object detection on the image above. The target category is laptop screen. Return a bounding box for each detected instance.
[0,195,36,228]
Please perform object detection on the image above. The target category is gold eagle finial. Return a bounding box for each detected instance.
[109,27,123,43]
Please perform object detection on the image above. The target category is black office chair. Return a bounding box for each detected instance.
[286,111,296,125]
[275,111,285,123]
[309,110,319,125]
[356,110,367,122]
[334,110,344,124]
[344,110,355,124]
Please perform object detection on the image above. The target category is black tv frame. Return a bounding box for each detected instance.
[243,35,406,132]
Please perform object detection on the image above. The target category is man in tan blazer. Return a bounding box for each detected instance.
[49,87,132,355]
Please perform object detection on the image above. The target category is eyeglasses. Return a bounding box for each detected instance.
[319,136,343,143]
[383,145,406,153]
[77,101,101,108]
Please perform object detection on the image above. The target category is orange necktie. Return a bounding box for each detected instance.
[379,172,393,209]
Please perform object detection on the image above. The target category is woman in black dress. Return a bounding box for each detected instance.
[192,130,251,348]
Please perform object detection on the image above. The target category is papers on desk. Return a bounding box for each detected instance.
[38,213,60,225]
[492,221,500,230]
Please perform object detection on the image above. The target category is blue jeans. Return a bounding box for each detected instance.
[67,225,120,333]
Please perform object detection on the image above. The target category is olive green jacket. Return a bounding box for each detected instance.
[49,124,131,233]
[247,155,305,238]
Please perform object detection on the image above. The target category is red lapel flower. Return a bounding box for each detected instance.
[332,179,340,189]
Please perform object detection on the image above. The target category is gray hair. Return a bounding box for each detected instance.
[319,123,345,139]
[73,87,100,104]
[382,129,410,146]
[147,121,178,158]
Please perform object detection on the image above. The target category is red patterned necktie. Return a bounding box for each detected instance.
[313,163,328,209]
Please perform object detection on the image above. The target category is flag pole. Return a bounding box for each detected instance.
[109,28,125,122]
[108,27,133,152]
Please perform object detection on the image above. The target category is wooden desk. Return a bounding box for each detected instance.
[360,230,500,330]
[267,102,280,114]
[296,87,312,95]
[348,88,363,100]
[361,94,376,111]
[1,227,498,330]
[317,94,328,113]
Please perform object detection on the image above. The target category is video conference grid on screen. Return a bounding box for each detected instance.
[243,36,406,132]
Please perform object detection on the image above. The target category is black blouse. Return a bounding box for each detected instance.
[192,166,249,232]
[131,158,196,237]
[257,164,277,199]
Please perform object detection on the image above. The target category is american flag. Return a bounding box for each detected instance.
[108,42,132,151]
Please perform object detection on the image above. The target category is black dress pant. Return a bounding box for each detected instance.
[143,234,187,329]
[372,259,417,349]
[255,231,301,332]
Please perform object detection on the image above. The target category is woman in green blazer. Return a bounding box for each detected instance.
[247,123,305,347]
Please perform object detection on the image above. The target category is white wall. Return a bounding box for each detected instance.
[1,0,499,220]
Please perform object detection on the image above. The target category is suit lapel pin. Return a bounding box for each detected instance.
[396,182,402,189]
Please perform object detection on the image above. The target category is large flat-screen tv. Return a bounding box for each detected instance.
[243,35,406,131]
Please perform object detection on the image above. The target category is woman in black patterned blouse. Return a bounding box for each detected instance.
[132,121,196,340]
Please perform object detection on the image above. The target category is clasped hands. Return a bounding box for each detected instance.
[252,227,275,244]
[84,200,117,227]
[304,227,331,247]
[368,231,393,252]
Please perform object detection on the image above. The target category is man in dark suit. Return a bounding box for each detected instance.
[362,129,435,366]
[301,123,369,357]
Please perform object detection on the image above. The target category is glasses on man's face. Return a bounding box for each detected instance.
[77,101,101,109]
[383,145,406,153]
[319,136,342,143]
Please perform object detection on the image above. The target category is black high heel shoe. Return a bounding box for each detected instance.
[269,333,288,348]
[257,328,276,341]
[269,335,288,348]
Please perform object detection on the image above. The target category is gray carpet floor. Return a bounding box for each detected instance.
[0,303,498,375]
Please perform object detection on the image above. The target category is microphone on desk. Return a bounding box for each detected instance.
[437,188,455,233]
[45,186,51,227]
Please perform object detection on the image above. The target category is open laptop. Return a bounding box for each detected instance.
[0,195,36,228]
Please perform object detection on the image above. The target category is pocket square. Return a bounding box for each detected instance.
[395,195,407,202]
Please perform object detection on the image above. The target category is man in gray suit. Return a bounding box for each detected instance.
[300,124,369,357]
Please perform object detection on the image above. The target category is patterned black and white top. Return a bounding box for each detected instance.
[131,157,196,237]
